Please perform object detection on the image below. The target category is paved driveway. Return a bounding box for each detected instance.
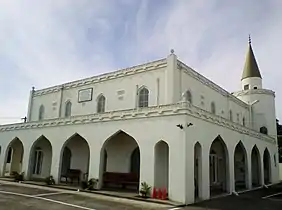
[184,183,282,210]
[1,181,282,210]
[0,182,172,210]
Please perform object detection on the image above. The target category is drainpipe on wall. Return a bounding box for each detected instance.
[156,78,160,106]
[135,85,139,109]
[27,86,35,122]
[58,85,64,118]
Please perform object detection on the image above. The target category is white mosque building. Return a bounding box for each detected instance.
[0,39,280,204]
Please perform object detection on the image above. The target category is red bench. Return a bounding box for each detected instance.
[103,172,139,189]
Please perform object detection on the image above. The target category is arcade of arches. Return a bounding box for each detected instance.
[194,136,273,200]
[0,133,273,200]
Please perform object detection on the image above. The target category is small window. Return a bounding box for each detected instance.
[254,87,257,89]
[211,102,216,114]
[39,105,45,120]
[237,113,240,123]
[138,87,149,108]
[242,117,245,126]
[229,110,233,122]
[244,84,249,90]
[185,90,192,104]
[65,101,72,117]
[260,126,268,135]
[97,95,106,113]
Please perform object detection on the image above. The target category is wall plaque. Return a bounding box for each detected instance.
[78,88,93,103]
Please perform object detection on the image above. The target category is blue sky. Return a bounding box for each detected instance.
[0,0,282,124]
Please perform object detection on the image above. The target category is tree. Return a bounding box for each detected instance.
[277,119,282,162]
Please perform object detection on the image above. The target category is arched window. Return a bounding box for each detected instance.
[185,90,192,104]
[242,117,245,126]
[211,102,216,114]
[97,95,106,113]
[39,105,45,120]
[138,87,149,108]
[260,126,268,135]
[65,101,72,117]
[229,110,233,122]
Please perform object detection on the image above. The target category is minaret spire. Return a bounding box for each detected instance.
[241,35,262,80]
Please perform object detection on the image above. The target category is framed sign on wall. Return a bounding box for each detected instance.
[78,88,93,103]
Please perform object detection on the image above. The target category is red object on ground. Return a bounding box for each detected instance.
[152,187,157,198]
[158,188,162,199]
[162,188,167,200]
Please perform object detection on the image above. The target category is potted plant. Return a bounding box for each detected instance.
[87,178,99,190]
[45,176,55,185]
[13,172,24,182]
[139,182,151,198]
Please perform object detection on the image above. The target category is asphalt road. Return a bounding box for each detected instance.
[184,183,282,210]
[1,181,282,210]
[0,182,172,210]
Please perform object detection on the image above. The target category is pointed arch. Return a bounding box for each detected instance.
[59,133,90,184]
[209,135,229,195]
[263,148,271,184]
[65,101,72,117]
[97,94,106,113]
[100,130,140,191]
[138,86,149,108]
[39,105,45,120]
[3,137,24,176]
[154,140,169,191]
[251,145,261,187]
[234,141,248,190]
[28,135,52,179]
[211,102,216,114]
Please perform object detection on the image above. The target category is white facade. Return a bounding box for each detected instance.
[0,48,279,204]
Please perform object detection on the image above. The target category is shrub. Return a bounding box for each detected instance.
[45,176,55,185]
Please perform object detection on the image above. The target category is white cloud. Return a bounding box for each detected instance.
[0,0,282,124]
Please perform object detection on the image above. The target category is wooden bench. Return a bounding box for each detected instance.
[103,172,139,189]
[61,169,81,184]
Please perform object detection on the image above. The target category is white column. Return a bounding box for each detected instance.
[185,141,195,204]
[50,146,63,183]
[260,153,265,186]
[21,145,32,179]
[247,150,252,189]
[139,141,154,190]
[87,144,102,187]
[201,145,210,200]
[228,149,235,193]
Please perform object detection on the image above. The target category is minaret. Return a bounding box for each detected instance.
[241,35,262,90]
[235,36,277,139]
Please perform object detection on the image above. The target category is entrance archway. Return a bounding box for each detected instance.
[59,133,90,184]
[263,148,271,185]
[100,130,140,191]
[209,135,229,196]
[29,136,52,180]
[251,145,261,187]
[154,140,169,191]
[3,138,24,176]
[234,141,248,191]
[194,142,202,200]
